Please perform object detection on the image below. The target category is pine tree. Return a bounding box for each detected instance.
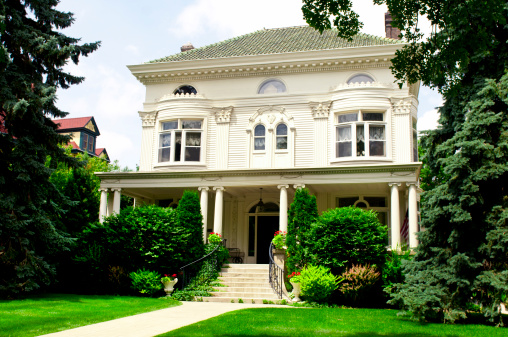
[287,188,318,273]
[0,0,99,298]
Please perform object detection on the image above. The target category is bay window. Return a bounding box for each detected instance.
[158,119,203,163]
[335,111,386,158]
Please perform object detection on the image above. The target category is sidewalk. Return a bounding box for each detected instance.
[39,301,290,337]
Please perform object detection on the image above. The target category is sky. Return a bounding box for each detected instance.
[55,0,442,170]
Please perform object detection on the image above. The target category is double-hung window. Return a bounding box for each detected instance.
[158,119,203,163]
[336,111,386,158]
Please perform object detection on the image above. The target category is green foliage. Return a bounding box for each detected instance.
[287,188,318,273]
[207,232,222,244]
[299,265,341,303]
[309,207,388,276]
[271,230,286,249]
[0,0,99,298]
[338,264,380,304]
[176,191,205,269]
[382,248,412,296]
[129,269,163,297]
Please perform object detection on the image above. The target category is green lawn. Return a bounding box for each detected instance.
[0,293,180,337]
[160,307,507,337]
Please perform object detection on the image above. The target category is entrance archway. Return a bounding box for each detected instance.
[247,202,279,264]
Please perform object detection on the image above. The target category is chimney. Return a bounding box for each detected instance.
[385,12,401,40]
[181,42,195,52]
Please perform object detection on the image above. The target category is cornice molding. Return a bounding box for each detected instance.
[158,93,205,102]
[212,106,233,124]
[309,101,332,119]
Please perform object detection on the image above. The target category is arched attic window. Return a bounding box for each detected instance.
[347,74,374,85]
[174,85,197,95]
[258,79,286,94]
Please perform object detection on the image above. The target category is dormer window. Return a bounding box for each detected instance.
[82,133,95,153]
[173,85,197,95]
[258,79,286,94]
[336,111,385,158]
[347,74,374,84]
[158,119,203,163]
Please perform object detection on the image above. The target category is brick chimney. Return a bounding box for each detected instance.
[181,42,195,52]
[385,12,401,40]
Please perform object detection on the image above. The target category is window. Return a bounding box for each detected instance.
[335,111,386,158]
[275,124,287,150]
[258,79,286,94]
[158,119,203,163]
[347,74,374,84]
[173,85,197,95]
[88,136,94,152]
[254,124,265,151]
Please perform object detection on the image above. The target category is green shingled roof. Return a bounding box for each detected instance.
[149,26,402,63]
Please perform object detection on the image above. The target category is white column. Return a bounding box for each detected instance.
[199,187,209,242]
[278,185,289,232]
[213,187,225,235]
[407,183,418,248]
[99,188,108,223]
[293,184,306,190]
[107,192,114,216]
[389,183,401,250]
[112,188,122,215]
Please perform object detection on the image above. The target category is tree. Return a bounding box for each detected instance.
[287,188,318,273]
[0,1,99,298]
[302,0,508,323]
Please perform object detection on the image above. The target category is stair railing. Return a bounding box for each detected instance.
[179,239,224,289]
[268,241,286,299]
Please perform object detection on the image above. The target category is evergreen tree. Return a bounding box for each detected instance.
[287,188,318,273]
[0,1,99,297]
[176,191,205,269]
[302,0,508,323]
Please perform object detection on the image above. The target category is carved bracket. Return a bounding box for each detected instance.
[212,106,233,124]
[139,111,157,127]
[309,101,332,119]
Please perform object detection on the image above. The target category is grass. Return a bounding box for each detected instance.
[159,307,507,337]
[0,293,180,337]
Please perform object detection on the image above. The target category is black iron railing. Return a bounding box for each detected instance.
[179,240,224,289]
[268,241,286,299]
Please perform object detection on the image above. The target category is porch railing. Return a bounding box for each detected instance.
[179,240,224,289]
[268,241,286,299]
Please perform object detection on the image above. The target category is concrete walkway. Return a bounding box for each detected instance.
[39,301,290,337]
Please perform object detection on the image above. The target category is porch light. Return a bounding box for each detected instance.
[256,188,265,212]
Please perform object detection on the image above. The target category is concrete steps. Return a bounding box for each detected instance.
[205,264,284,304]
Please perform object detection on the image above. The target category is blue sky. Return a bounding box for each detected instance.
[56,0,442,170]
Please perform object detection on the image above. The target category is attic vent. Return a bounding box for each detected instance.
[181,42,195,52]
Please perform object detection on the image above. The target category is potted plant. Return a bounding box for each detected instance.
[161,273,178,296]
[288,271,301,302]
[208,232,222,244]
[272,230,287,250]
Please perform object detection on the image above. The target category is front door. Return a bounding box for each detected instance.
[256,216,279,264]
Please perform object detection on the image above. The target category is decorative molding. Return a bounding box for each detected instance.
[309,101,332,119]
[293,184,306,189]
[247,106,295,130]
[277,184,290,190]
[213,186,225,192]
[139,111,157,127]
[198,186,210,192]
[158,93,205,102]
[332,82,395,91]
[390,97,412,115]
[388,183,402,188]
[212,106,233,124]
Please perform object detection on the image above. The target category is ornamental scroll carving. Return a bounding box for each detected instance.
[390,98,412,115]
[247,106,295,131]
[139,111,157,127]
[309,101,332,119]
[212,106,233,124]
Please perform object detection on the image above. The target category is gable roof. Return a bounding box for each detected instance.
[53,116,100,136]
[149,26,403,63]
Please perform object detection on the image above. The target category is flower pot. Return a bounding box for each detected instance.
[162,278,178,297]
[290,281,301,302]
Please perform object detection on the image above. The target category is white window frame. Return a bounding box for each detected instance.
[253,124,266,152]
[157,119,204,165]
[334,111,387,160]
[274,123,288,153]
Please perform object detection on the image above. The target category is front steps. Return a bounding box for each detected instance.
[204,264,284,304]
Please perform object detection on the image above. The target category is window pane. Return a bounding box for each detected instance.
[276,136,287,149]
[88,137,94,151]
[174,132,181,161]
[357,125,365,156]
[186,132,201,146]
[158,148,170,162]
[185,147,200,161]
[369,126,385,140]
[276,124,287,135]
[337,142,352,157]
[337,197,358,207]
[356,201,367,208]
[254,124,265,136]
[370,141,385,156]
[254,138,265,150]
[83,134,88,150]
[338,113,358,123]
[162,121,178,130]
[337,126,352,141]
[347,74,374,84]
[364,197,386,207]
[258,80,286,94]
[182,120,202,129]
[160,133,171,147]
[363,113,383,121]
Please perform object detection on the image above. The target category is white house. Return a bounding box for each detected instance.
[97,24,421,264]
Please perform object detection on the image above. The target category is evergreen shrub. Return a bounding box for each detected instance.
[129,269,163,297]
[299,265,341,303]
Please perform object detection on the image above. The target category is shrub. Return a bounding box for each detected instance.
[338,264,380,304]
[129,269,162,297]
[287,188,318,273]
[382,248,412,296]
[272,230,286,249]
[208,232,222,244]
[299,265,341,303]
[309,206,388,276]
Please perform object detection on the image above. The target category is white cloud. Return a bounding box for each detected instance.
[125,44,140,55]
[418,109,440,133]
